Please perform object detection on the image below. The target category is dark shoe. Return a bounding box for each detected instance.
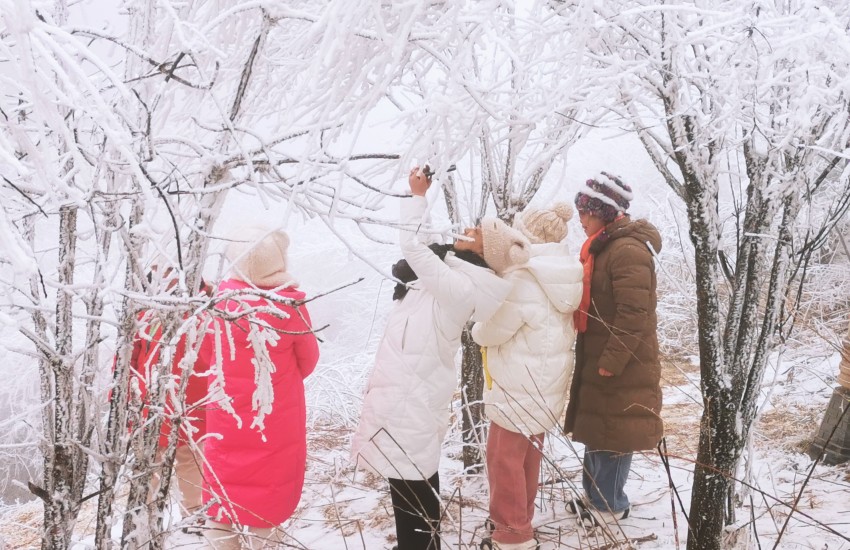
[180,517,205,536]
[578,505,630,528]
[566,498,586,515]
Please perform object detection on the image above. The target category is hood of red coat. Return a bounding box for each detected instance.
[217,277,306,301]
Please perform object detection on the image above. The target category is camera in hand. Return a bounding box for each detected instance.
[422,164,457,178]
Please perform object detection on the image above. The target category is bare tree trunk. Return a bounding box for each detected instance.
[95,198,145,549]
[680,169,734,550]
[456,129,549,471]
[460,325,486,472]
[121,316,181,550]
[20,218,56,547]
[74,200,116,507]
[41,205,85,549]
[442,174,488,472]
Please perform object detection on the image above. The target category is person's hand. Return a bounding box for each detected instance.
[409,166,431,197]
[598,368,614,377]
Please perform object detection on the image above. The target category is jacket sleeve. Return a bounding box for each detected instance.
[291,305,320,379]
[399,196,476,310]
[471,275,524,346]
[597,240,653,376]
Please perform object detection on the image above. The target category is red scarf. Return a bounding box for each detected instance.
[574,216,625,333]
[574,228,603,333]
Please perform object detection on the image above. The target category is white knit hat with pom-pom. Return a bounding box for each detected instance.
[480,217,531,274]
[514,202,574,244]
[225,226,296,288]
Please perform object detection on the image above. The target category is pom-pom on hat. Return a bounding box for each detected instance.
[225,226,296,289]
[514,202,574,244]
[480,218,531,274]
[575,172,633,223]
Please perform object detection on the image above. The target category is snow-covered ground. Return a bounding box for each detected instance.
[5,351,845,550]
[6,349,844,549]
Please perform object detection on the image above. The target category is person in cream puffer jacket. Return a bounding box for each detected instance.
[472,202,583,550]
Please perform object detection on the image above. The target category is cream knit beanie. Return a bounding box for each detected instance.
[514,202,574,244]
[225,226,295,288]
[480,218,531,274]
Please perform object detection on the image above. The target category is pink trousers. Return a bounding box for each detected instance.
[486,423,544,545]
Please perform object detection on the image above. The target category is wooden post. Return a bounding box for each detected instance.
[838,322,850,391]
[808,322,850,465]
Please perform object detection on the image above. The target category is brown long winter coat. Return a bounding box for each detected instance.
[563,216,664,453]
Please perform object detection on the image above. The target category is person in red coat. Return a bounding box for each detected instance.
[198,227,320,549]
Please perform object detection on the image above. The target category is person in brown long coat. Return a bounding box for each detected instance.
[563,172,663,528]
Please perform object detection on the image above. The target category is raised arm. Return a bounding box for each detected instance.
[398,168,475,309]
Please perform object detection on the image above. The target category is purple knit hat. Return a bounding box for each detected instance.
[574,172,633,223]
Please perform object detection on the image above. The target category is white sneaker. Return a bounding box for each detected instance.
[491,539,539,550]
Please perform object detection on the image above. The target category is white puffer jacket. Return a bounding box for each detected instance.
[472,242,583,435]
[351,196,511,480]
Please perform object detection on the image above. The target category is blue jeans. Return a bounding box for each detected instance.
[582,447,633,513]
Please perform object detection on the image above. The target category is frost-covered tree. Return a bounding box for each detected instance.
[0,0,381,546]
[267,0,593,470]
[0,0,591,545]
[429,3,590,470]
[0,0,152,545]
[561,1,850,548]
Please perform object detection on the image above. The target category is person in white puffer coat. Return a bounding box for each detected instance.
[351,166,531,550]
[472,202,583,550]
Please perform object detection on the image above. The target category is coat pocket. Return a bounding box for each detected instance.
[400,319,410,351]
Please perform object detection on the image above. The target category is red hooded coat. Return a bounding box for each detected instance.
[200,278,319,528]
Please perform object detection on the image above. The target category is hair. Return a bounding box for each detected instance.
[391,244,489,301]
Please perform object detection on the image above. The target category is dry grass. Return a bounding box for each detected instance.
[659,355,701,461]
[660,354,699,388]
[0,500,41,549]
[657,355,837,463]
[3,355,844,548]
[660,401,702,461]
[755,404,823,455]
[308,422,352,454]
[299,422,400,547]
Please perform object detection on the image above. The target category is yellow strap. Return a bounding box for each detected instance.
[481,347,493,390]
